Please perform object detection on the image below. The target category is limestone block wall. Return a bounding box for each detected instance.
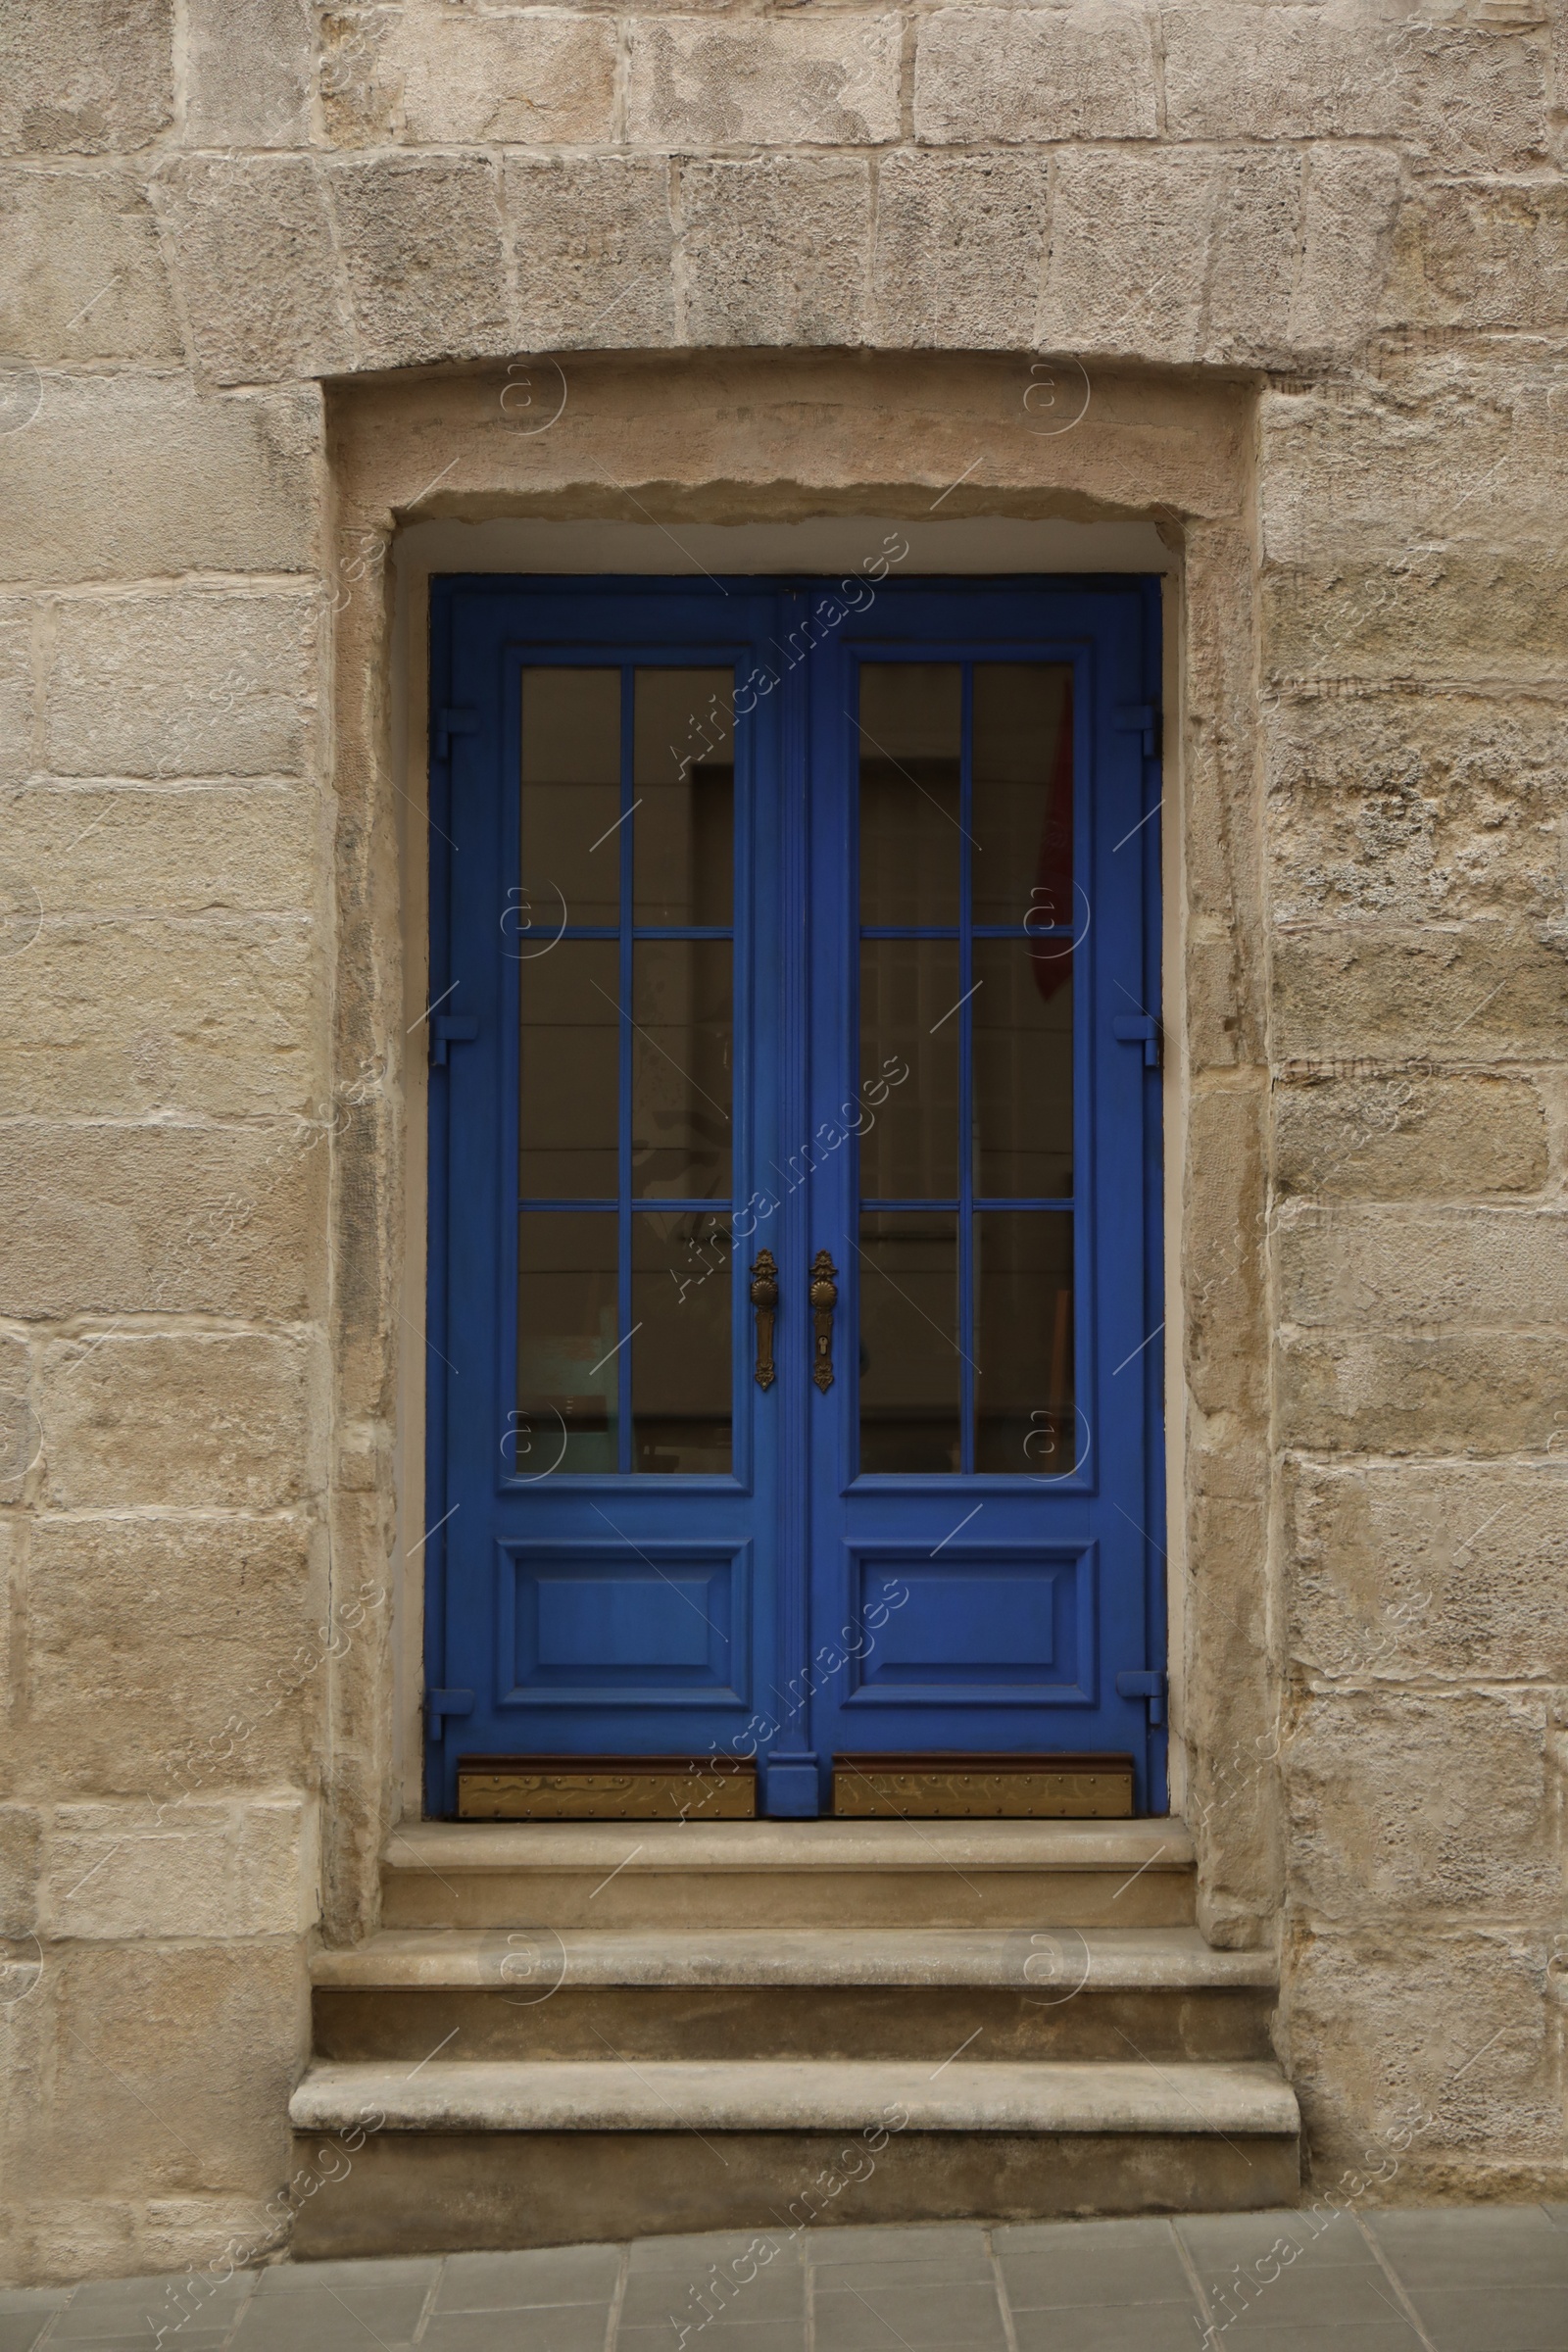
[0,0,1564,2283]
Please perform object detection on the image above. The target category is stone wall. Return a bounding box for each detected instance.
[1,0,1564,2283]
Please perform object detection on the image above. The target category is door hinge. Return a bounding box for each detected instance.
[1112,1013,1162,1069]
[434,706,479,760]
[1113,702,1160,759]
[425,1688,474,1741]
[1116,1668,1168,1727]
[430,1014,479,1067]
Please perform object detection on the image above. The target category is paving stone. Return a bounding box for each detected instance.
[420,2307,610,2352]
[814,2276,1007,2350]
[1012,2308,1205,2352]
[437,2243,622,2310]
[1368,2204,1568,2286]
[1400,2287,1568,2352]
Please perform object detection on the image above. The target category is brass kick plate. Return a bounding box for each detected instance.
[457,1755,757,1821]
[833,1752,1135,1819]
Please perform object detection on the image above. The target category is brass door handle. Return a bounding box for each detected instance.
[809,1250,838,1392]
[749,1250,778,1390]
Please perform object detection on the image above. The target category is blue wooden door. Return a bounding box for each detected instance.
[426,575,1164,1817]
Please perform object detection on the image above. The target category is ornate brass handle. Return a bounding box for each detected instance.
[749,1250,778,1390]
[809,1250,838,1393]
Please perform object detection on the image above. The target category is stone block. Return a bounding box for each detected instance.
[9,1941,305,2199]
[0,0,172,156]
[0,914,317,1119]
[325,4,614,146]
[1036,147,1336,368]
[1384,176,1568,330]
[1273,1073,1548,1200]
[328,154,510,371]
[1260,364,1568,570]
[913,7,1156,143]
[1279,1327,1568,1456]
[0,1336,39,1503]
[681,159,871,348]
[505,159,677,350]
[0,170,178,364]
[45,591,317,778]
[1288,1930,1562,2174]
[1273,922,1568,1063]
[1286,1689,1560,1920]
[628,17,900,148]
[3,781,318,916]
[0,601,33,788]
[186,0,310,148]
[1288,147,1403,360]
[1263,552,1568,681]
[1286,1459,1568,1686]
[0,1121,323,1321]
[871,152,1050,349]
[0,376,321,584]
[23,1513,317,1795]
[45,1798,314,1939]
[0,1806,41,1938]
[1163,6,1549,169]
[39,1333,310,1510]
[1184,1085,1269,1422]
[1265,685,1568,931]
[1279,1202,1568,1330]
[153,158,354,386]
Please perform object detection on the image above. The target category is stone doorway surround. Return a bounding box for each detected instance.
[325,349,1263,1934]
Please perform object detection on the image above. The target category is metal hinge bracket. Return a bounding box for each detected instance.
[1116,1668,1168,1727]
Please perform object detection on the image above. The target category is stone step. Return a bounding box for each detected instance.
[380,1818,1197,1930]
[287,2057,1300,2257]
[312,1926,1276,2062]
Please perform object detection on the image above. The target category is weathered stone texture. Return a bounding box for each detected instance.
[1281,1203,1568,1330]
[1162,7,1550,168]
[1273,1073,1549,1200]
[39,1334,311,1508]
[186,0,312,149]
[1287,1460,1568,1687]
[0,0,172,156]
[45,592,318,778]
[1288,1690,1560,1921]
[1280,1327,1568,1457]
[324,6,616,147]
[327,155,512,370]
[0,170,178,364]
[44,1798,314,1939]
[681,160,871,347]
[1385,177,1568,330]
[18,1513,317,1794]
[628,19,902,149]
[1274,924,1568,1064]
[3,782,319,917]
[152,160,355,386]
[871,154,1050,349]
[0,379,322,584]
[507,160,678,350]
[912,8,1158,144]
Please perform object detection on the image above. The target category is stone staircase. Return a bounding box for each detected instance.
[289,1819,1298,2257]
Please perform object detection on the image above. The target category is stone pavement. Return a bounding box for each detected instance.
[4,2206,1566,2352]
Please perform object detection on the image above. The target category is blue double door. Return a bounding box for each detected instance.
[426,573,1165,1818]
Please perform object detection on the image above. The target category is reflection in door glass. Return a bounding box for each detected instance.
[975,1212,1074,1474]
[517,666,736,1474]
[516,1211,618,1473]
[858,1213,960,1473]
[856,660,1076,1475]
[632,1212,733,1473]
[520,669,621,927]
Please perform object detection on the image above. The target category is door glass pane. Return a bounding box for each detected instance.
[519,942,618,1199]
[516,1212,618,1472]
[858,664,962,926]
[975,1211,1075,1475]
[632,1212,732,1473]
[631,941,732,1200]
[858,941,958,1199]
[520,669,621,927]
[972,943,1073,1200]
[858,1213,960,1472]
[634,669,735,926]
[972,664,1073,927]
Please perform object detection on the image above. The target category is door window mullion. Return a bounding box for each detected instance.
[615,662,635,1472]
